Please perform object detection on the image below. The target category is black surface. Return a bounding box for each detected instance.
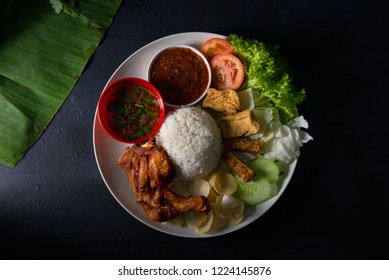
[1,0,388,259]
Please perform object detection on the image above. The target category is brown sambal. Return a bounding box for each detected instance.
[150,47,210,106]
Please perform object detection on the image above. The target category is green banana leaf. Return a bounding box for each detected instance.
[0,0,122,166]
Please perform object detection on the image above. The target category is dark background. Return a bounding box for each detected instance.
[1,0,388,259]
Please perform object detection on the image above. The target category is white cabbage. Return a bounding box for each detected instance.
[254,109,313,164]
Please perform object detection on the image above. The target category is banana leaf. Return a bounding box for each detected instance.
[0,0,122,166]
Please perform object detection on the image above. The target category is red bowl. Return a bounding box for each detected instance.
[98,77,165,144]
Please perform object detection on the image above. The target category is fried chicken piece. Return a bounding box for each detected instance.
[203,88,240,115]
[221,150,256,182]
[117,139,209,222]
[224,138,263,154]
[217,109,260,139]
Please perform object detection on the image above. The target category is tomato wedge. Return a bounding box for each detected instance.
[200,38,235,61]
[210,53,244,90]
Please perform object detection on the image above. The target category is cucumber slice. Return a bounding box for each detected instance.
[234,157,282,205]
[237,88,254,110]
[246,157,281,184]
[234,177,278,206]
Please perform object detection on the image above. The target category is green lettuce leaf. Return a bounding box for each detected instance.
[227,34,306,124]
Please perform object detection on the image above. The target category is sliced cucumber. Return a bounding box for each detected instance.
[246,157,281,184]
[237,88,254,110]
[234,178,278,206]
[234,157,282,205]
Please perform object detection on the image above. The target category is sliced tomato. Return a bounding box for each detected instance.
[210,53,244,90]
[200,38,235,61]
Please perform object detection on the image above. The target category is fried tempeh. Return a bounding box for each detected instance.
[224,138,263,154]
[217,109,260,139]
[203,88,240,115]
[221,150,256,182]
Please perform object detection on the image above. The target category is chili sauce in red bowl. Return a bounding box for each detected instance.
[98,77,165,144]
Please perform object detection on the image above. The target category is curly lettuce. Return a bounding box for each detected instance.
[227,34,306,124]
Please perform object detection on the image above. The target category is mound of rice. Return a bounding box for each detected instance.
[157,107,222,181]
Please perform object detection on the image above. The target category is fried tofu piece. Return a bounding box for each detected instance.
[224,138,263,154]
[217,109,260,139]
[221,150,256,182]
[203,88,240,115]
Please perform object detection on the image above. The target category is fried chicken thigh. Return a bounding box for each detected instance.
[117,139,209,222]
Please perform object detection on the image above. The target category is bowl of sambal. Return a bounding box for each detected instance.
[148,45,211,107]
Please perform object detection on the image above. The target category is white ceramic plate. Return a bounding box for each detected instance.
[93,32,296,238]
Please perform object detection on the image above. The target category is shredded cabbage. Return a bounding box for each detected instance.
[254,106,313,164]
[239,88,312,164]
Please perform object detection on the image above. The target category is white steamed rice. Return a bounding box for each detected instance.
[156,107,222,181]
